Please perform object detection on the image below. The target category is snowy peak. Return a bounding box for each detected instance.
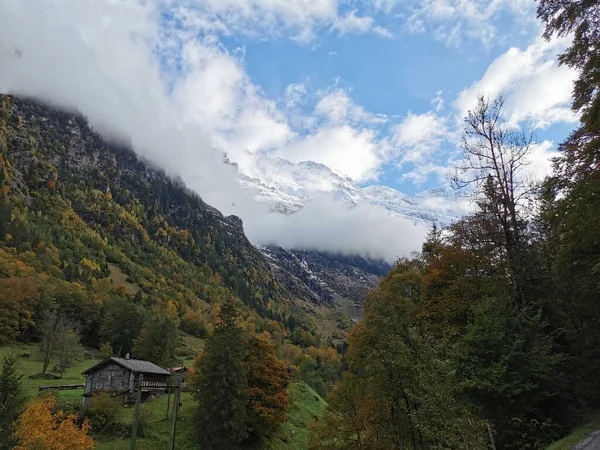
[236,153,467,224]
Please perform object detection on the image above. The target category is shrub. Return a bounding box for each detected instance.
[80,393,125,436]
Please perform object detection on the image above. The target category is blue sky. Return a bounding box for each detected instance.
[181,0,578,195]
[1,0,579,197]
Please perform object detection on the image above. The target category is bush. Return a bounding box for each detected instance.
[80,393,126,437]
[54,395,82,416]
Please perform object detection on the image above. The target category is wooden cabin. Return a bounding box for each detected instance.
[82,356,170,406]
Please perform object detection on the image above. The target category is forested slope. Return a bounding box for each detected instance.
[0,93,311,349]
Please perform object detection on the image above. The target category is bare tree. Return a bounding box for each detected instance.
[39,312,82,375]
[451,95,536,305]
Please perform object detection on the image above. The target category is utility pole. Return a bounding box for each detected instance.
[130,373,143,450]
[168,373,182,450]
[165,374,172,420]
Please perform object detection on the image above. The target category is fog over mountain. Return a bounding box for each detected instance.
[0,0,469,262]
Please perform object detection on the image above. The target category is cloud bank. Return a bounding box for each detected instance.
[0,0,426,262]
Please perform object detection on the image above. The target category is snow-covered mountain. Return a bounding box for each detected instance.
[227,153,470,311]
[235,154,469,225]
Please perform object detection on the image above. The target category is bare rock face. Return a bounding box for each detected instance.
[259,245,391,311]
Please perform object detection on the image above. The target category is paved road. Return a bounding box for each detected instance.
[573,431,600,450]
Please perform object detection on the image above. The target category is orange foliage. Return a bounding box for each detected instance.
[0,276,39,342]
[13,395,94,450]
[245,335,290,432]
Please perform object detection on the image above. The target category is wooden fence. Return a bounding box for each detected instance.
[39,383,84,391]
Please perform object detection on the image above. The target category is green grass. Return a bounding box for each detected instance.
[546,415,600,450]
[177,332,205,367]
[261,382,327,450]
[94,392,198,450]
[107,263,141,295]
[0,342,101,401]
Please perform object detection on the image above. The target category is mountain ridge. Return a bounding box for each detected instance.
[233,152,467,226]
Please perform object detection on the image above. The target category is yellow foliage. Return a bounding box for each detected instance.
[13,395,94,450]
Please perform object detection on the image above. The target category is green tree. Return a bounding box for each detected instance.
[193,296,249,449]
[537,0,600,410]
[0,353,24,450]
[455,299,563,448]
[99,296,145,357]
[311,261,486,449]
[55,327,84,373]
[537,0,600,190]
[132,312,178,367]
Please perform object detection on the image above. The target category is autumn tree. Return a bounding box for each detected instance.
[0,277,39,343]
[245,333,290,438]
[13,394,94,450]
[0,353,24,450]
[194,296,249,449]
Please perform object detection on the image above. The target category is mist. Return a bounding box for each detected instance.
[0,0,428,262]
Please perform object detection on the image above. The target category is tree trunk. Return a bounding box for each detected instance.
[41,343,52,375]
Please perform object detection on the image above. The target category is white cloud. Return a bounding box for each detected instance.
[454,36,578,127]
[276,126,386,182]
[401,0,536,47]
[246,198,429,262]
[431,90,444,111]
[175,0,388,43]
[400,163,450,185]
[270,88,390,183]
[524,140,558,181]
[283,82,307,108]
[334,10,375,34]
[392,112,450,163]
[371,0,400,14]
[315,89,383,125]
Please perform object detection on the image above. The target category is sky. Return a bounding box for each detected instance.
[0,0,579,260]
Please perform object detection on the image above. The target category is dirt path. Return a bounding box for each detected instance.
[573,431,600,450]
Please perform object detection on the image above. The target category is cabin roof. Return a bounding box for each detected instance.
[82,357,171,376]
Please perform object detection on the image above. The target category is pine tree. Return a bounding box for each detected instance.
[0,353,24,450]
[194,296,249,449]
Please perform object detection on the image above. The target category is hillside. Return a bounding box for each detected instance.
[0,94,313,342]
[0,93,341,448]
